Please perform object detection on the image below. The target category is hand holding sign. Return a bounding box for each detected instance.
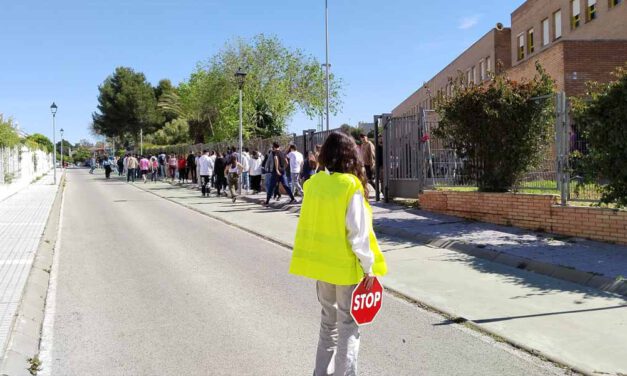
[350,277,384,326]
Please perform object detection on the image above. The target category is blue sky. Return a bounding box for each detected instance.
[0,0,524,144]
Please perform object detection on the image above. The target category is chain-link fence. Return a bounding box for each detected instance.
[142,128,346,161]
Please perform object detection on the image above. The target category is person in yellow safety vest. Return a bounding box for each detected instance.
[289,131,387,376]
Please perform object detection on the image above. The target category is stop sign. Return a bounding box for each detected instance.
[350,277,384,326]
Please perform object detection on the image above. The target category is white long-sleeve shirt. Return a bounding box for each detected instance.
[346,190,375,274]
[198,155,212,175]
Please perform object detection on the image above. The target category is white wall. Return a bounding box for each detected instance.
[0,146,53,201]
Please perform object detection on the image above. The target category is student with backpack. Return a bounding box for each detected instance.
[264,142,295,206]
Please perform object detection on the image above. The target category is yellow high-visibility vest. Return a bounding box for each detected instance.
[289,171,387,285]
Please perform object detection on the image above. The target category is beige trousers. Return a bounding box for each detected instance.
[314,281,360,376]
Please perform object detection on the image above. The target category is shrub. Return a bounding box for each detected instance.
[572,65,627,207]
[25,133,54,153]
[0,115,20,148]
[435,64,555,192]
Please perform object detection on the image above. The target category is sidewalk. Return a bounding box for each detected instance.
[129,178,626,375]
[0,169,61,354]
[239,191,627,296]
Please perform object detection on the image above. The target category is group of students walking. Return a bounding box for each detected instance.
[192,143,310,205]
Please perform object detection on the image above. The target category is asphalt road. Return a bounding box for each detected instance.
[40,169,570,376]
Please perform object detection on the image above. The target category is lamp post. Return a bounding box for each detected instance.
[324,0,330,131]
[60,128,64,169]
[235,67,247,195]
[50,102,58,184]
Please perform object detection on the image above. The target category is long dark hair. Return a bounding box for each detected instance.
[318,131,369,196]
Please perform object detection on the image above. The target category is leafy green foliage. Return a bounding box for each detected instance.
[92,67,163,145]
[0,115,20,148]
[435,64,555,192]
[572,65,627,207]
[159,34,342,144]
[25,133,54,153]
[72,146,92,163]
[56,140,73,156]
[149,118,191,145]
[154,79,178,125]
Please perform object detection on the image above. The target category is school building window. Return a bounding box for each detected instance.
[587,0,597,20]
[554,10,563,39]
[466,69,472,84]
[486,56,491,72]
[609,0,623,8]
[527,28,535,54]
[517,34,525,60]
[571,0,581,29]
[479,59,486,81]
[542,18,550,46]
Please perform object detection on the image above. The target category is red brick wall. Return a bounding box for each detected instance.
[419,191,627,245]
[563,40,627,96]
[507,41,566,92]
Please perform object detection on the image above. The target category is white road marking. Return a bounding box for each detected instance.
[37,186,66,376]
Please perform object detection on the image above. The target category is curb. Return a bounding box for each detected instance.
[237,195,627,299]
[0,172,65,376]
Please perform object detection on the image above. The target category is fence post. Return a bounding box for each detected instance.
[373,115,381,202]
[556,92,569,206]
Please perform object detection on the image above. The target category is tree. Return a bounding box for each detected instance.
[72,146,92,163]
[158,69,232,144]
[151,118,191,145]
[92,67,162,145]
[435,64,555,192]
[160,34,343,144]
[154,79,178,124]
[0,115,20,148]
[25,133,54,153]
[212,34,342,139]
[573,65,627,207]
[56,140,73,156]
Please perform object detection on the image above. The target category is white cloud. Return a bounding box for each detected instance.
[458,15,481,30]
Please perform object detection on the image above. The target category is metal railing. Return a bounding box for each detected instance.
[380,92,606,205]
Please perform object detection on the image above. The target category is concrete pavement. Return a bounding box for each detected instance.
[131,176,627,375]
[39,169,570,375]
[0,169,61,359]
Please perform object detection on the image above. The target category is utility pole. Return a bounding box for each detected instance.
[325,0,330,131]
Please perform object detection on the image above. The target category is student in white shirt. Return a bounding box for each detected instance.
[241,148,251,193]
[249,150,264,194]
[287,145,304,196]
[198,150,212,197]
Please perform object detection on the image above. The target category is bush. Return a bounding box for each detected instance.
[24,133,54,153]
[573,65,627,207]
[435,64,555,192]
[0,115,20,148]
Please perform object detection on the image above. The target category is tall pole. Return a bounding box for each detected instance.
[60,133,64,170]
[52,114,57,184]
[325,0,330,131]
[238,87,243,195]
[140,128,143,155]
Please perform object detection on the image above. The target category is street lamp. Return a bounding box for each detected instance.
[235,67,247,195]
[60,128,64,169]
[50,102,58,184]
[324,0,330,131]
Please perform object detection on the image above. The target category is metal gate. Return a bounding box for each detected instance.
[381,113,427,199]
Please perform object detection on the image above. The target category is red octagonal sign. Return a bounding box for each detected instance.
[350,277,384,326]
